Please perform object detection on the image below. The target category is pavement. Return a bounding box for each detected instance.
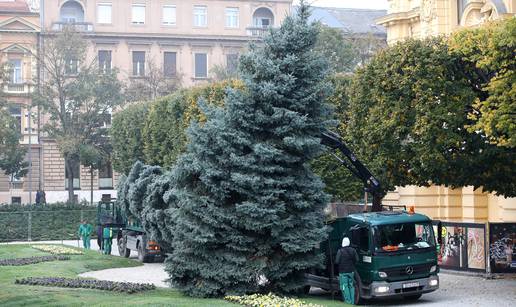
[3,240,516,306]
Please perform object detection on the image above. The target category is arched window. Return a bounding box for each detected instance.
[253,7,274,28]
[60,1,84,23]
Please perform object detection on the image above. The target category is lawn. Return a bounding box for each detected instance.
[0,244,348,306]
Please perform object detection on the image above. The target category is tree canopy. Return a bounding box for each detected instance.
[346,37,515,197]
[449,17,516,148]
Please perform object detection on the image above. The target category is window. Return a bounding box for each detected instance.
[9,105,22,131]
[225,7,239,28]
[9,59,22,83]
[98,50,112,73]
[226,53,238,74]
[132,51,145,76]
[11,197,22,204]
[65,58,78,75]
[97,3,112,24]
[99,161,113,189]
[162,5,176,25]
[194,53,208,78]
[132,4,145,24]
[193,5,207,27]
[163,52,177,77]
[65,161,81,190]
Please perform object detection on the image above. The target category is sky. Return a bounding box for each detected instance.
[292,0,389,10]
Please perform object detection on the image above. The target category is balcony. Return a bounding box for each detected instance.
[4,83,31,94]
[51,22,94,32]
[246,26,272,37]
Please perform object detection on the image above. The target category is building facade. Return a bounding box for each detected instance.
[1,0,292,204]
[0,0,40,204]
[377,0,516,223]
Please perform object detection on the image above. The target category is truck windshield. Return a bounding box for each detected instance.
[373,222,435,253]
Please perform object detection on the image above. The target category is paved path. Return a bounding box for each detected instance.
[79,263,169,288]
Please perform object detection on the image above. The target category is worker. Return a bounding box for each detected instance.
[335,237,359,304]
[102,226,113,255]
[96,225,103,252]
[77,220,93,249]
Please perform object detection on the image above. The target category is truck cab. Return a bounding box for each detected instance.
[305,210,439,303]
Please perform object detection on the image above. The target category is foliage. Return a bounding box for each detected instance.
[0,255,69,266]
[142,80,244,168]
[225,293,323,307]
[15,277,156,294]
[347,37,515,197]
[33,27,124,202]
[311,75,363,201]
[31,245,83,255]
[314,25,357,73]
[110,102,148,174]
[211,64,240,81]
[0,202,97,242]
[165,2,331,297]
[449,18,516,148]
[124,58,182,102]
[0,88,28,179]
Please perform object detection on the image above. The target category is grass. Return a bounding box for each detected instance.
[0,244,348,306]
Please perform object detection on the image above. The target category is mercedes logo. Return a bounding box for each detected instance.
[405,266,414,275]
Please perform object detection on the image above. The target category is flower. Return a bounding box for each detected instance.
[224,293,322,307]
[31,245,83,255]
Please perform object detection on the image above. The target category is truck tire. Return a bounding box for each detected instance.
[354,275,363,305]
[137,242,154,263]
[117,236,130,258]
[403,294,422,301]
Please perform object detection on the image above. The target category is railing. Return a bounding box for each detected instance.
[4,83,30,93]
[246,26,272,37]
[51,22,94,32]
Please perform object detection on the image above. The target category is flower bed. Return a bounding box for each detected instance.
[224,293,323,307]
[32,245,83,255]
[15,277,156,294]
[0,255,70,266]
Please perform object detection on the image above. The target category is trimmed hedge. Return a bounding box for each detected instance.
[15,277,156,294]
[0,203,97,242]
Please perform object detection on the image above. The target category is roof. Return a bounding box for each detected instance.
[297,6,387,35]
[347,211,431,226]
[0,0,30,13]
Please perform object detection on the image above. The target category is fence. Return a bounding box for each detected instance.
[0,209,97,242]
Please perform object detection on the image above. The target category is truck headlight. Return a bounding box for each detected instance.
[378,271,387,278]
[429,278,438,286]
[430,265,437,273]
[375,286,390,293]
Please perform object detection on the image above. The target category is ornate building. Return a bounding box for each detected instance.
[377,0,516,44]
[377,0,516,223]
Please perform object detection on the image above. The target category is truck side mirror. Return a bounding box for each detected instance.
[437,221,442,245]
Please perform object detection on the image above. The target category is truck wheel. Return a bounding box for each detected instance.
[137,242,154,263]
[354,277,363,305]
[403,294,422,301]
[117,236,130,258]
[303,285,311,294]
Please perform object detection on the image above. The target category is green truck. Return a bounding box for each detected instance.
[97,199,163,263]
[304,131,440,303]
[304,209,440,304]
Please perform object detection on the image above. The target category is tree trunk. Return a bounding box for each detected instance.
[90,166,94,206]
[65,158,75,204]
[371,194,383,212]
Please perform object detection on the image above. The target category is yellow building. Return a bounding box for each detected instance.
[376,1,516,224]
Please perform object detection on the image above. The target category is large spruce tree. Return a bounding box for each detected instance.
[166,2,332,297]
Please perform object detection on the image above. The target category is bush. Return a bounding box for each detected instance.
[0,202,97,242]
[0,255,70,266]
[15,277,156,294]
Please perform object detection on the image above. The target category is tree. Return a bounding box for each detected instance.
[449,18,516,148]
[33,27,123,203]
[314,25,357,73]
[346,37,515,198]
[311,75,362,202]
[210,64,240,81]
[125,58,181,102]
[0,64,28,182]
[110,102,148,174]
[166,2,332,297]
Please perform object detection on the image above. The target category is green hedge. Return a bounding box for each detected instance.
[0,203,97,242]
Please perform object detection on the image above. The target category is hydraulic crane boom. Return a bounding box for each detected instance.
[320,130,383,212]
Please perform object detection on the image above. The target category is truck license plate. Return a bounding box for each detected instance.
[402,282,419,288]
